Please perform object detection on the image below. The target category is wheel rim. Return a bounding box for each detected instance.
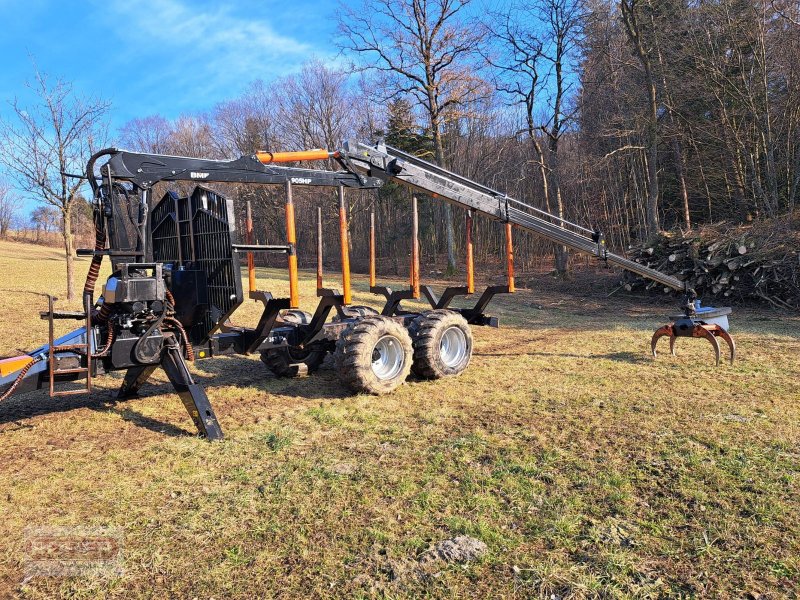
[371,335,405,380]
[440,326,468,368]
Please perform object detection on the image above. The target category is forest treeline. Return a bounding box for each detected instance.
[2,0,798,294]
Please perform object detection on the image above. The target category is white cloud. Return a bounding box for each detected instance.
[97,0,331,115]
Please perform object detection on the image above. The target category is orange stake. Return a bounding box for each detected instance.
[369,210,376,288]
[256,149,338,164]
[411,196,420,299]
[505,222,515,293]
[316,206,324,292]
[338,187,352,305]
[246,199,256,295]
[466,210,475,294]
[285,181,299,308]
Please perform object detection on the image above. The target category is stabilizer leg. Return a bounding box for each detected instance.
[160,339,223,440]
[117,365,158,399]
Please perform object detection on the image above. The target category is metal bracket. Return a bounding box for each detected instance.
[420,285,471,310]
[370,286,417,316]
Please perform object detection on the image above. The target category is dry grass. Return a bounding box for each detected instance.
[0,239,798,598]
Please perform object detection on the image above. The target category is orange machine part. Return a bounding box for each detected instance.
[505,222,515,293]
[0,355,33,378]
[285,182,300,308]
[411,196,420,299]
[316,206,324,292]
[338,187,352,305]
[369,210,376,288]
[466,210,475,294]
[246,200,256,294]
[256,149,338,164]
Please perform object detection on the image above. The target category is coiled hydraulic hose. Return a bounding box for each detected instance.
[0,357,41,403]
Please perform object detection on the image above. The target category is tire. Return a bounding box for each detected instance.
[260,346,326,378]
[262,311,325,378]
[334,305,380,321]
[409,310,473,379]
[334,315,413,394]
[281,309,313,325]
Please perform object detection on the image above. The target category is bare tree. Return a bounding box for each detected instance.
[119,115,174,154]
[620,0,661,236]
[0,69,109,299]
[488,0,584,274]
[0,181,22,238]
[31,205,60,243]
[339,0,485,273]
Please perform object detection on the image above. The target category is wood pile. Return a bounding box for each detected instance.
[621,215,799,310]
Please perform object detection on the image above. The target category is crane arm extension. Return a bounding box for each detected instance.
[340,141,686,292]
[101,149,381,190]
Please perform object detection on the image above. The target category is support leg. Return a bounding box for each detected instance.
[161,338,223,440]
[117,365,157,399]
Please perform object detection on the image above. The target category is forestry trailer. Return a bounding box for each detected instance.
[0,142,735,439]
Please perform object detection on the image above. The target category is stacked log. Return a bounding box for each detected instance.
[621,215,799,310]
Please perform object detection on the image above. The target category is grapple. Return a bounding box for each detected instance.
[651,305,736,366]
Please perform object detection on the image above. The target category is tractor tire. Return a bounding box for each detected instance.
[334,315,413,395]
[260,346,326,378]
[334,305,380,321]
[281,309,313,325]
[261,309,326,377]
[409,310,473,379]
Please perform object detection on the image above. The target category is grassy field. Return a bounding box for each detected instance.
[0,239,798,598]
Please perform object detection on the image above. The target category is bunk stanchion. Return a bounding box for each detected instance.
[505,222,515,293]
[411,196,420,299]
[316,206,324,293]
[466,209,475,294]
[246,199,256,295]
[285,180,300,309]
[369,210,376,288]
[338,186,352,305]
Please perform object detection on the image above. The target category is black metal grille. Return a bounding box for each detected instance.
[150,186,243,343]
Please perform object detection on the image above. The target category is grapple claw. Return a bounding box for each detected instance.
[696,325,722,367]
[651,325,674,358]
[709,324,736,365]
[651,307,736,367]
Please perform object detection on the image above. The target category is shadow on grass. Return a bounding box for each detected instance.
[473,350,652,364]
[0,387,193,437]
[0,354,350,436]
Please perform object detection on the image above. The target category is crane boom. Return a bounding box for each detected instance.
[341,141,686,292]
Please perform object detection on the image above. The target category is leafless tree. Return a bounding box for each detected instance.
[0,181,22,238]
[31,205,60,243]
[339,0,486,272]
[620,0,661,237]
[119,115,174,154]
[488,0,584,274]
[0,69,109,299]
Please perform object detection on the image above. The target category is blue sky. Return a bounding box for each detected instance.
[0,0,343,212]
[0,0,340,128]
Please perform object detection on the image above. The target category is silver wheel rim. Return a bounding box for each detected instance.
[371,335,405,380]
[440,326,468,368]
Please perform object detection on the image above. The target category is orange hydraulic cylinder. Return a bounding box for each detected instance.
[316,206,324,292]
[256,149,338,164]
[466,210,475,294]
[285,181,300,308]
[338,187,352,305]
[505,222,515,293]
[411,196,420,298]
[369,210,376,288]
[246,200,256,294]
